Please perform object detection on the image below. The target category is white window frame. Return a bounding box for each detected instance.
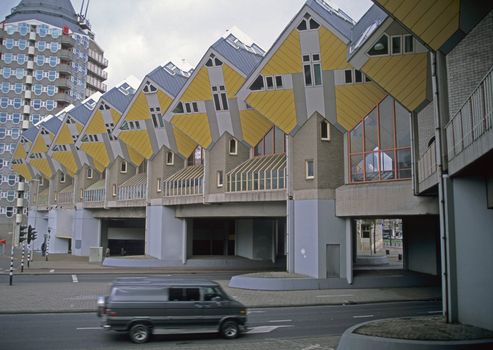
[391,35,402,55]
[217,170,224,188]
[305,159,314,180]
[112,184,117,197]
[166,151,174,165]
[60,172,65,183]
[87,168,93,179]
[156,178,162,192]
[120,161,127,173]
[229,139,238,155]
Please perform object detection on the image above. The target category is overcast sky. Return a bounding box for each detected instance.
[1,0,372,88]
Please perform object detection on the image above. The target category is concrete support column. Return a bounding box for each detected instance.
[345,218,353,284]
[72,208,100,256]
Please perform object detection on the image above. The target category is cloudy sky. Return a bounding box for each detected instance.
[0,0,372,88]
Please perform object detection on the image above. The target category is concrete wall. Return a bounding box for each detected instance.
[236,218,274,261]
[175,201,286,218]
[336,180,438,217]
[146,205,185,262]
[452,177,493,330]
[148,146,184,200]
[47,208,70,253]
[403,215,440,275]
[74,165,104,204]
[72,209,100,256]
[417,101,435,157]
[294,199,346,278]
[446,11,493,118]
[106,157,137,201]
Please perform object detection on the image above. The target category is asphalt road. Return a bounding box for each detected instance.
[0,301,441,350]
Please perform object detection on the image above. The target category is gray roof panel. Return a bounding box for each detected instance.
[148,66,188,97]
[22,126,38,142]
[349,5,388,59]
[67,103,93,124]
[306,0,354,40]
[212,38,264,76]
[42,116,62,134]
[102,87,134,113]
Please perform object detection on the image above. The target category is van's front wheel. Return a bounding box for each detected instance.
[221,320,239,339]
[129,323,151,343]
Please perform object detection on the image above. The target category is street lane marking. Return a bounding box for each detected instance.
[246,325,293,334]
[268,319,292,323]
[353,315,374,318]
[428,310,442,314]
[72,274,78,283]
[316,294,353,298]
[49,269,55,273]
[76,327,101,330]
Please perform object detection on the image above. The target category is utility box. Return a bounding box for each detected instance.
[89,247,103,263]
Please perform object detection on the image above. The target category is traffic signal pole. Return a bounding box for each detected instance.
[9,244,14,286]
[21,242,24,273]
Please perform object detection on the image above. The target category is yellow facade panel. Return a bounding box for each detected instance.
[182,67,211,102]
[395,0,428,27]
[127,146,144,166]
[119,130,153,159]
[110,109,121,124]
[363,53,428,111]
[172,113,212,148]
[173,127,197,158]
[86,111,106,134]
[156,90,173,113]
[320,27,351,70]
[52,151,77,177]
[427,13,460,51]
[30,159,52,179]
[32,136,48,153]
[125,92,150,121]
[80,142,110,168]
[14,145,27,159]
[223,64,245,97]
[55,124,74,145]
[12,164,33,181]
[75,123,83,134]
[240,109,273,146]
[246,90,297,134]
[262,30,302,76]
[336,84,386,131]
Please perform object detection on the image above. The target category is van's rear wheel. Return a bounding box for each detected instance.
[129,323,151,343]
[221,320,239,339]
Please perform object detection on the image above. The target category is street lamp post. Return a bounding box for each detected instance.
[46,228,51,261]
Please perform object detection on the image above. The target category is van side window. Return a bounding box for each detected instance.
[203,287,225,301]
[169,287,200,301]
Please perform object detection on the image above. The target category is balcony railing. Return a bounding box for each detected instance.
[446,67,493,161]
[227,153,286,192]
[83,180,105,202]
[57,186,73,205]
[37,188,49,206]
[118,173,147,201]
[163,165,203,197]
[417,140,437,183]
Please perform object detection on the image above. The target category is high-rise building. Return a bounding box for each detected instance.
[0,0,107,235]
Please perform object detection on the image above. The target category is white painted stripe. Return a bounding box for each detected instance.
[76,327,101,330]
[353,315,374,319]
[246,325,293,334]
[49,269,55,273]
[316,294,353,298]
[72,274,78,283]
[268,319,292,323]
[427,310,442,314]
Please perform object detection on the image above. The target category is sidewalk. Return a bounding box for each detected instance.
[0,253,441,314]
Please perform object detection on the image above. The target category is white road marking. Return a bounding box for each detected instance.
[428,310,442,314]
[76,327,101,330]
[302,345,322,350]
[72,274,78,283]
[316,294,353,298]
[353,315,374,319]
[268,319,292,323]
[246,325,293,334]
[49,269,55,273]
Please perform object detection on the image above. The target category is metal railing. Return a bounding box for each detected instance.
[37,189,49,206]
[417,140,437,183]
[446,67,493,161]
[163,165,204,197]
[57,190,73,205]
[83,188,105,202]
[118,183,146,200]
[227,153,286,192]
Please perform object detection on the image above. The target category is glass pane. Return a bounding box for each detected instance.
[379,96,394,150]
[314,64,322,85]
[365,152,379,181]
[304,64,312,85]
[364,109,378,152]
[397,149,412,178]
[350,123,363,153]
[380,150,395,180]
[395,103,411,148]
[264,128,273,154]
[351,155,364,182]
[392,36,401,54]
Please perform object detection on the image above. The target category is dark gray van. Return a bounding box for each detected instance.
[97,278,247,343]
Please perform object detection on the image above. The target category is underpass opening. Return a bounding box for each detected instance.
[103,218,145,256]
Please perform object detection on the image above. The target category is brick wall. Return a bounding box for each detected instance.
[447,11,493,117]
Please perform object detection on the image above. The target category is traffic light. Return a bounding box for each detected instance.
[27,225,37,244]
[19,225,28,243]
